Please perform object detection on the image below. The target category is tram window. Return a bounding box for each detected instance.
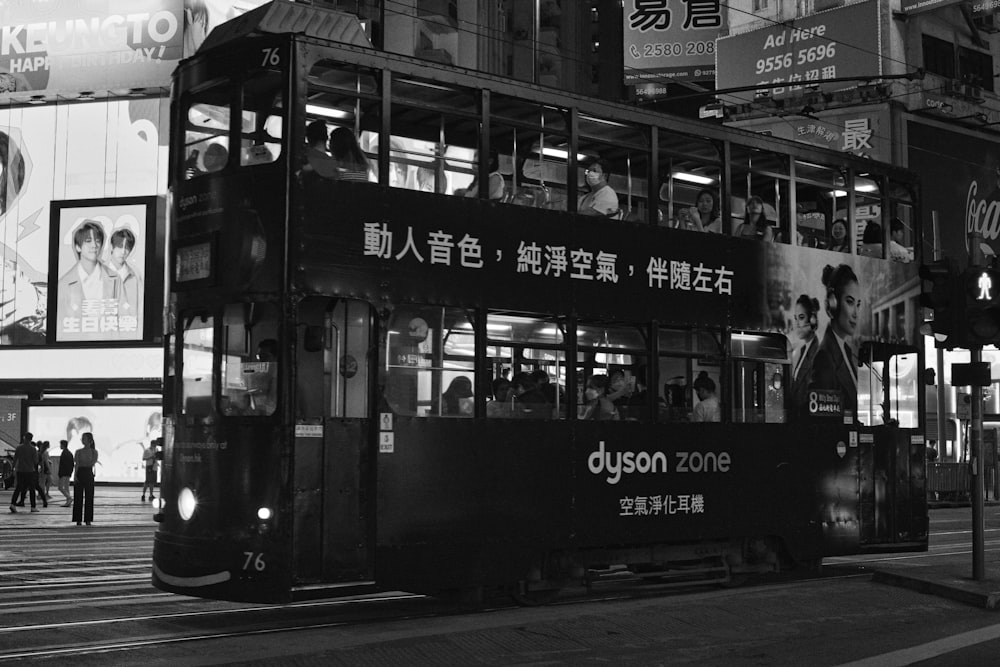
[220,303,280,417]
[576,323,649,421]
[491,94,569,209]
[486,313,566,420]
[239,70,283,167]
[857,345,919,428]
[382,306,475,417]
[731,147,790,243]
[794,161,840,249]
[730,332,788,424]
[181,315,214,418]
[577,114,649,221]
[657,132,722,230]
[656,328,721,422]
[183,86,230,180]
[854,176,884,257]
[889,181,916,263]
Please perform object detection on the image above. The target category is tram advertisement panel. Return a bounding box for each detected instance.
[48,197,154,342]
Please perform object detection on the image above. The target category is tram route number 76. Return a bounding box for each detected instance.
[261,48,281,67]
[243,552,267,572]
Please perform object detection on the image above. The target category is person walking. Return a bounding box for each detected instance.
[141,440,158,502]
[57,439,73,506]
[35,441,51,507]
[72,432,99,526]
[10,431,38,513]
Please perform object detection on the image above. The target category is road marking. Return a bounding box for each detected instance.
[835,622,1000,666]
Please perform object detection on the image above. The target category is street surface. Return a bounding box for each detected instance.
[3,487,1000,665]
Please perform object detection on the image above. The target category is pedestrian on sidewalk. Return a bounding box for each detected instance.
[32,441,50,507]
[72,432,99,526]
[9,431,38,513]
[57,439,73,506]
[141,440,158,502]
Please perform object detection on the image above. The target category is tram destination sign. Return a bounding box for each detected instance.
[808,389,843,417]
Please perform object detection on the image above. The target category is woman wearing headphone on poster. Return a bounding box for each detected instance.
[811,264,861,415]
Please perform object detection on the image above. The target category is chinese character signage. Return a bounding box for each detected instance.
[623,0,723,88]
[0,0,184,97]
[48,197,155,343]
[716,0,880,101]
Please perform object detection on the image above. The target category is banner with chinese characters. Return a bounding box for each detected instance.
[48,197,155,343]
[732,109,889,161]
[622,0,723,89]
[0,0,183,96]
[716,0,880,101]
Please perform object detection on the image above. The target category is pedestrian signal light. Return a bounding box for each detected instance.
[964,267,1000,346]
[919,259,960,348]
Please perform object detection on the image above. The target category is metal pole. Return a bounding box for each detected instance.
[971,346,986,581]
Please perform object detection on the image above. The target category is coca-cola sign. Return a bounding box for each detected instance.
[909,121,1000,261]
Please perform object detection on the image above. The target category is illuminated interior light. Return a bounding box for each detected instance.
[672,172,715,185]
[178,488,197,521]
[855,183,879,192]
[257,507,273,521]
[306,104,353,120]
[830,190,847,197]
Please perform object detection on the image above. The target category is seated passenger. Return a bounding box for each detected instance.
[692,371,720,423]
[487,377,512,418]
[888,217,913,263]
[439,376,473,417]
[578,374,619,421]
[678,188,722,233]
[303,120,339,178]
[736,196,776,242]
[457,149,505,200]
[860,221,883,257]
[577,158,620,217]
[827,219,849,252]
[510,372,551,419]
[328,127,371,182]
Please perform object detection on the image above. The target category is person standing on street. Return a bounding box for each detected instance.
[72,432,99,526]
[10,431,38,513]
[57,439,73,506]
[141,440,158,502]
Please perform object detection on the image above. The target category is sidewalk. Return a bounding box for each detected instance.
[870,559,1000,610]
[0,484,159,528]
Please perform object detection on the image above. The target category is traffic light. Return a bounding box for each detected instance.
[920,258,962,348]
[964,266,1000,346]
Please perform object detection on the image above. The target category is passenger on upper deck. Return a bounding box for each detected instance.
[888,218,913,263]
[578,374,619,421]
[457,149,505,200]
[827,219,849,252]
[303,120,338,178]
[860,221,883,257]
[577,158,619,217]
[679,188,722,233]
[328,127,371,182]
[736,196,776,242]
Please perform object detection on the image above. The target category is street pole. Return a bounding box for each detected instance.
[971,345,986,581]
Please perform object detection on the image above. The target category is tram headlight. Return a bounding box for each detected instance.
[257,507,273,521]
[178,487,198,521]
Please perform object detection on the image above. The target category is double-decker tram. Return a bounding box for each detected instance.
[153,1,928,603]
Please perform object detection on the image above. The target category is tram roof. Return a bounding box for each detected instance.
[198,0,372,54]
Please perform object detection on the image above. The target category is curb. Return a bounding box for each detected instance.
[872,570,1000,610]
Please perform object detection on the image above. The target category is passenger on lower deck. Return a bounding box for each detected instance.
[578,374,619,421]
[692,372,720,422]
[510,372,551,419]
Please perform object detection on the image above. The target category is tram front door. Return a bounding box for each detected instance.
[858,425,926,546]
[292,297,374,584]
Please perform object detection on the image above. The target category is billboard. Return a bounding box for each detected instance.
[716,1,880,101]
[49,197,154,343]
[0,99,166,346]
[183,0,272,58]
[27,403,161,483]
[0,0,183,96]
[907,120,1000,261]
[623,0,721,88]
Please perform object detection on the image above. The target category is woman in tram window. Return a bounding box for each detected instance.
[327,127,371,182]
[736,195,776,242]
[440,375,474,417]
[578,374,619,421]
[679,188,722,233]
[827,219,850,252]
[459,149,505,200]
